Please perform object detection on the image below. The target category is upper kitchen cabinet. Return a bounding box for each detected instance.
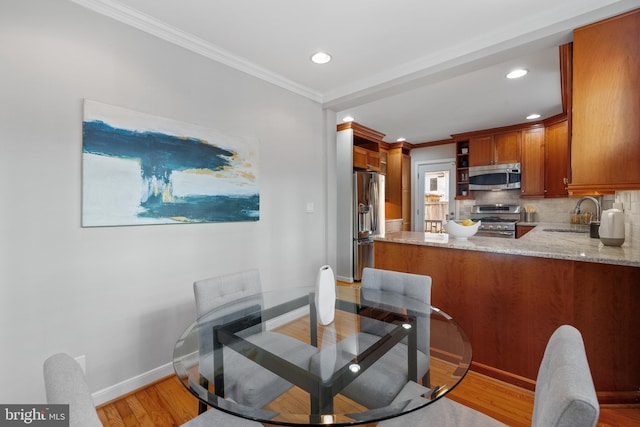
[544,117,570,197]
[337,121,384,172]
[455,140,471,199]
[494,132,522,165]
[353,145,380,171]
[468,131,521,166]
[520,127,545,198]
[570,8,640,194]
[468,135,493,166]
[520,117,570,199]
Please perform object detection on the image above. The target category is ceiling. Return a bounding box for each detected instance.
[72,0,639,143]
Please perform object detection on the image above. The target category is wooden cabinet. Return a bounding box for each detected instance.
[570,8,640,194]
[379,148,388,175]
[469,136,493,166]
[338,121,384,172]
[454,119,569,198]
[469,131,521,166]
[386,143,412,230]
[544,119,570,197]
[455,141,471,199]
[353,145,380,171]
[494,132,522,165]
[521,119,570,199]
[520,127,545,197]
[375,241,640,402]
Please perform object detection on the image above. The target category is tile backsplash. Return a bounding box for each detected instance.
[456,189,639,246]
[616,190,639,246]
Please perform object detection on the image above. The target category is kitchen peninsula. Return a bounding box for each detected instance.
[374,227,640,403]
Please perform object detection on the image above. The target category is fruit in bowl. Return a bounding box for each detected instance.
[444,219,481,240]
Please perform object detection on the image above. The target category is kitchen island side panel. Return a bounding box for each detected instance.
[374,240,640,403]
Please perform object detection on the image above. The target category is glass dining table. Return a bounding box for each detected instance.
[173,286,471,426]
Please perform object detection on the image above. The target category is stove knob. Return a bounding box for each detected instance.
[497,225,503,231]
[488,225,493,230]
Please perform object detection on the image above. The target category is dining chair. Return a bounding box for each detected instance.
[310,267,432,408]
[43,353,102,427]
[193,269,317,410]
[43,353,262,427]
[378,324,599,427]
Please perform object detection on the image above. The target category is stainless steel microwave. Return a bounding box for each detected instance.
[468,163,521,191]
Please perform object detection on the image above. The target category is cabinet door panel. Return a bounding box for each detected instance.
[571,9,640,191]
[545,121,570,197]
[367,150,380,171]
[494,132,521,164]
[469,136,494,166]
[353,146,367,169]
[521,128,545,197]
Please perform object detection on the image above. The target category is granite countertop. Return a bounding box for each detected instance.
[374,222,640,268]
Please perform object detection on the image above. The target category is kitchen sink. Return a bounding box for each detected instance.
[542,228,589,233]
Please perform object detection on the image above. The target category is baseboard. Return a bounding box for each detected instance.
[470,362,640,404]
[471,361,536,391]
[93,362,174,406]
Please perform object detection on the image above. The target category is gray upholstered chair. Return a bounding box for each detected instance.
[378,324,599,427]
[43,353,102,427]
[43,353,262,427]
[193,269,317,410]
[310,267,432,408]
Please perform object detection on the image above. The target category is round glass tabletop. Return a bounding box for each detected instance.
[173,286,471,425]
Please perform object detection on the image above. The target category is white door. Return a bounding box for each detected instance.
[416,161,456,232]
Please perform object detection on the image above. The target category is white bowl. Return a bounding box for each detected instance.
[444,220,481,240]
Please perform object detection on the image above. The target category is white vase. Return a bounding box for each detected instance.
[315,265,336,325]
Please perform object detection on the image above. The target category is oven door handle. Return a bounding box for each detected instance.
[478,230,514,238]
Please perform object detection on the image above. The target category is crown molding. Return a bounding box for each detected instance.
[69,0,324,103]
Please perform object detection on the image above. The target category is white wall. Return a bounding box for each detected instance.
[0,0,328,403]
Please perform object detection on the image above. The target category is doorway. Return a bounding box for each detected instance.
[416,161,456,232]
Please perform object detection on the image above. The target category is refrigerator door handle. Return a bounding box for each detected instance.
[370,176,378,233]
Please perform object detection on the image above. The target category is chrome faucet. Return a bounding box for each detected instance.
[573,196,601,222]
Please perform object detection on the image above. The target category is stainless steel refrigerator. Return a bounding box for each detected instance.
[353,171,385,281]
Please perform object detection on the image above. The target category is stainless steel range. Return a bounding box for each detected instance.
[471,204,521,238]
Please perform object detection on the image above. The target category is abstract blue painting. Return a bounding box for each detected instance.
[82,100,259,226]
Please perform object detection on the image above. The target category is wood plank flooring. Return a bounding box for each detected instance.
[97,373,640,426]
[97,284,640,426]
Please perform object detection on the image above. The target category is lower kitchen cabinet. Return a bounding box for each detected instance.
[375,240,640,403]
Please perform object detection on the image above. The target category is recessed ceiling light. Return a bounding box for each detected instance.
[342,116,354,122]
[311,52,332,64]
[396,137,406,142]
[506,69,528,79]
[526,113,541,120]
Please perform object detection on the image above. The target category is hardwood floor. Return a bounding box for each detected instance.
[97,373,640,426]
[97,284,640,426]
